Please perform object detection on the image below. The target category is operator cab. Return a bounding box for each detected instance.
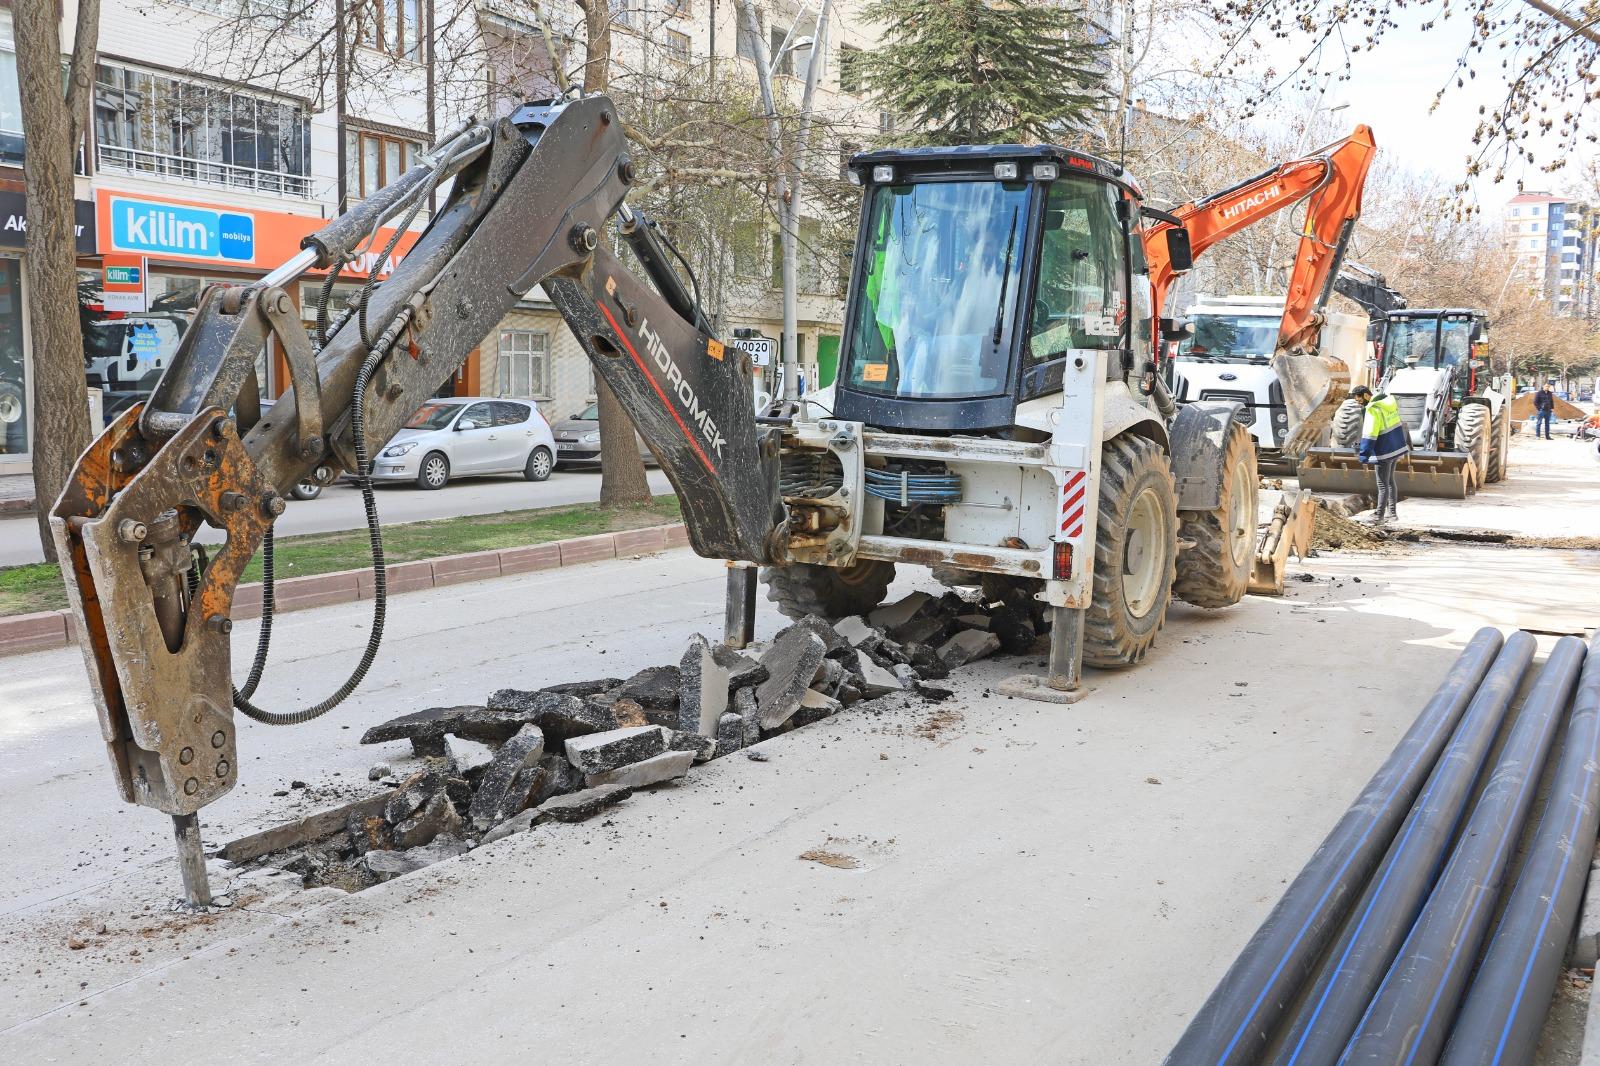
[1380,309,1488,375]
[834,144,1158,433]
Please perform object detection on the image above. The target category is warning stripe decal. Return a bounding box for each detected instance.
[1059,470,1087,538]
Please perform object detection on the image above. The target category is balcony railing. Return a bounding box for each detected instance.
[97,144,312,198]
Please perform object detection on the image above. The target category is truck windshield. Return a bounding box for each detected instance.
[1178,315,1281,363]
[845,179,1029,399]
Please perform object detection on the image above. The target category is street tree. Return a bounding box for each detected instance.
[1208,0,1599,187]
[16,0,101,561]
[854,0,1108,146]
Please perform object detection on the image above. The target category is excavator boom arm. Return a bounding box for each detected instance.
[49,95,785,824]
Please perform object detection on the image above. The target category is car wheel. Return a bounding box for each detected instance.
[524,446,553,482]
[290,465,330,501]
[417,452,450,490]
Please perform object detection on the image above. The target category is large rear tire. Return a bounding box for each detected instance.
[1456,403,1491,488]
[1083,435,1178,669]
[1332,398,1364,450]
[1486,404,1509,484]
[761,559,896,621]
[1174,422,1257,609]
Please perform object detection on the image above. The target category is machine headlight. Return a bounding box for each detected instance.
[581,431,601,444]
[993,162,1019,180]
[381,441,419,458]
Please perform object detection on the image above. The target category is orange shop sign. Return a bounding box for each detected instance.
[95,189,420,278]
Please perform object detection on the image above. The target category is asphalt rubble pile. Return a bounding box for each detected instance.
[253,587,1051,892]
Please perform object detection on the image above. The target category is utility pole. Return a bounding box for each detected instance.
[736,0,831,402]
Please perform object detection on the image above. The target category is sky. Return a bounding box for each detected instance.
[1231,5,1593,207]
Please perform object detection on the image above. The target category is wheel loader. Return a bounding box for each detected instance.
[45,94,1373,903]
[1298,309,1510,498]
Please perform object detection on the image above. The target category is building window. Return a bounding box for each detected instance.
[0,12,20,167]
[94,61,311,196]
[345,127,423,202]
[664,29,691,61]
[497,329,551,398]
[879,110,896,135]
[484,16,564,119]
[838,43,863,94]
[609,0,637,28]
[666,0,692,15]
[352,0,426,61]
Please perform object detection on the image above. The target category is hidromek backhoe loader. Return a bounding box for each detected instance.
[48,95,1373,903]
[1299,309,1511,498]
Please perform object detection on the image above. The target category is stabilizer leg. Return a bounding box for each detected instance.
[998,605,1089,704]
[723,561,757,649]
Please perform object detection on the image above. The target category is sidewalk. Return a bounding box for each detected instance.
[0,472,34,515]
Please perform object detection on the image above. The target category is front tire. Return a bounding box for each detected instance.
[1332,398,1363,450]
[524,446,553,482]
[1083,434,1178,669]
[761,560,896,621]
[1456,403,1491,487]
[1486,405,1509,483]
[417,452,450,490]
[1175,421,1257,609]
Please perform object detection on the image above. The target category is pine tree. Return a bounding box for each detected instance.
[857,0,1108,146]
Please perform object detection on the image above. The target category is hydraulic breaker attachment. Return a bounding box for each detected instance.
[1296,447,1478,499]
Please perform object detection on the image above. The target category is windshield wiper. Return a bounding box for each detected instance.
[991,207,1020,346]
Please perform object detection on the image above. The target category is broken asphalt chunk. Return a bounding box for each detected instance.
[716,712,746,756]
[774,615,851,658]
[535,783,633,823]
[485,688,616,740]
[467,723,547,831]
[938,629,1000,668]
[711,643,769,688]
[393,792,463,849]
[619,665,681,726]
[868,592,934,632]
[480,809,538,845]
[564,725,669,776]
[362,839,469,882]
[755,628,828,731]
[585,750,694,789]
[667,729,717,763]
[678,634,730,737]
[541,678,624,698]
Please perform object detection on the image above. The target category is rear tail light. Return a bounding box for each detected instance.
[1053,541,1073,580]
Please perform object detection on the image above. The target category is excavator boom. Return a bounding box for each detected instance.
[49,96,785,902]
[1144,126,1378,454]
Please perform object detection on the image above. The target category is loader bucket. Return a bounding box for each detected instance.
[1271,350,1350,459]
[1297,448,1477,499]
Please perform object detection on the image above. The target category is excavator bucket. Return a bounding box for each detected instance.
[1272,349,1350,459]
[1297,447,1478,499]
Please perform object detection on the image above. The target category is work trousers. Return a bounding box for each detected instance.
[1536,410,1553,438]
[1375,456,1400,519]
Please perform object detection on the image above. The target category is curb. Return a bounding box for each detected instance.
[0,522,689,659]
[0,498,34,516]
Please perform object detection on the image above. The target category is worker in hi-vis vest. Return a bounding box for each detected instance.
[1353,384,1409,525]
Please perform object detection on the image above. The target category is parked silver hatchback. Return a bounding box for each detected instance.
[369,397,557,489]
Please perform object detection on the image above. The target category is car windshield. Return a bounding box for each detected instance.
[577,402,599,420]
[1178,315,1280,363]
[404,402,462,430]
[844,178,1029,399]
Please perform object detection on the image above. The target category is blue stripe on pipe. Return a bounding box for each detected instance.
[1213,692,1466,1065]
[1489,715,1600,1064]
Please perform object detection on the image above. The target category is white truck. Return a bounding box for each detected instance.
[1171,294,1370,470]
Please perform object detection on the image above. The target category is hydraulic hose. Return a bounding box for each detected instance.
[1342,634,1587,1066]
[1162,627,1505,1066]
[1265,631,1538,1065]
[1440,634,1599,1066]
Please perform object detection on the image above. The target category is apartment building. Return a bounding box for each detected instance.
[1504,192,1598,320]
[0,0,885,475]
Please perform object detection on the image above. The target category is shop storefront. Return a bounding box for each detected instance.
[81,188,468,430]
[0,190,97,473]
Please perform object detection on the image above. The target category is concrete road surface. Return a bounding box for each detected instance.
[0,467,675,566]
[0,435,1595,1063]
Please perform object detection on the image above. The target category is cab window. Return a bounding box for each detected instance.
[1029,177,1128,360]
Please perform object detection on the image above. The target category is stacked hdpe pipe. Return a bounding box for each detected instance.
[1165,627,1600,1066]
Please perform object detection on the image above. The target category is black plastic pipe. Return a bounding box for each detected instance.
[1440,634,1600,1066]
[1265,632,1538,1065]
[1163,627,1505,1066]
[1342,634,1587,1066]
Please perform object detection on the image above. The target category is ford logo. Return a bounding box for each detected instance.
[1219,372,1237,381]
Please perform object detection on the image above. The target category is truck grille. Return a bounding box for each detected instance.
[1199,390,1255,423]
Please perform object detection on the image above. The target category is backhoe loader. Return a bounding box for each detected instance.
[1298,309,1510,498]
[47,94,1375,903]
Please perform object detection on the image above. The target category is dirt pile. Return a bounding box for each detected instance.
[1508,393,1589,421]
[1311,508,1397,552]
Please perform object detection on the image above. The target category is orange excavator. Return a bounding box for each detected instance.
[1142,126,1379,456]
